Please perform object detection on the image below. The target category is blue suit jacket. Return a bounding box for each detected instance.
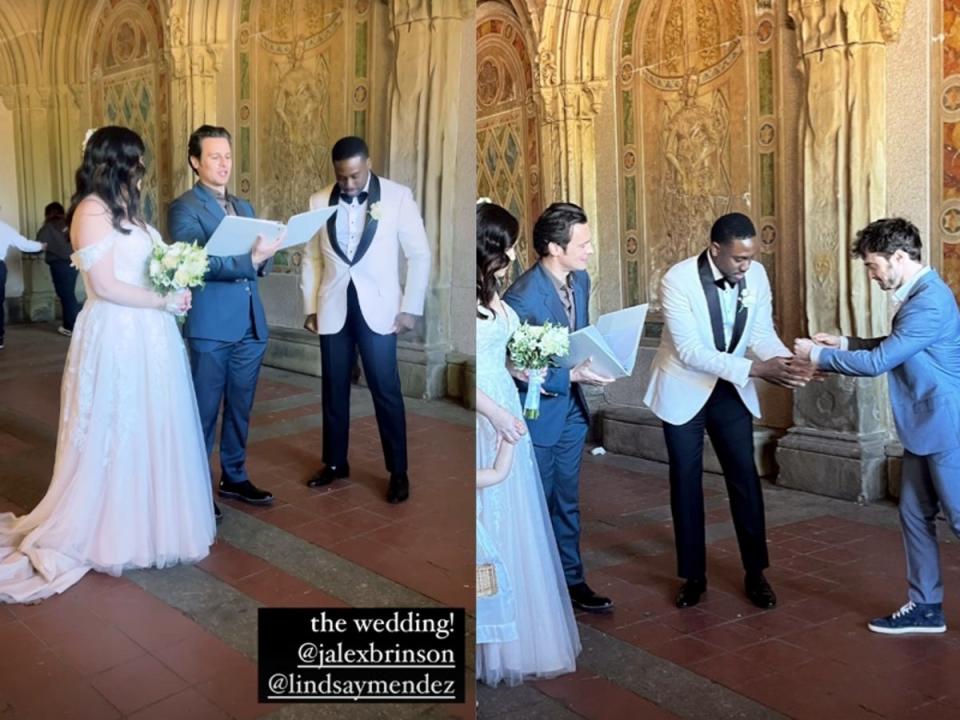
[503,263,590,446]
[819,269,960,455]
[167,183,272,342]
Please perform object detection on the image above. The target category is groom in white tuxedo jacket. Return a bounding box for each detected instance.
[300,136,431,503]
[643,213,809,610]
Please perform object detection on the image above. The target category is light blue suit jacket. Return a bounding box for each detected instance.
[167,183,272,342]
[818,270,960,455]
[503,264,590,447]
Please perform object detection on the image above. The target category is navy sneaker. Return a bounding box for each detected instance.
[868,601,946,635]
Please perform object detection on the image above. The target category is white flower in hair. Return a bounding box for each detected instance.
[81,128,97,154]
[477,197,493,205]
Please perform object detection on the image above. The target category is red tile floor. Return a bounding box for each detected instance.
[0,324,473,719]
[479,444,960,717]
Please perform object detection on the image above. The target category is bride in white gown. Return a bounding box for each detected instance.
[0,126,216,604]
[476,201,580,686]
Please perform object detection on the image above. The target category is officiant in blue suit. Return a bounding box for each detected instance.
[504,202,615,613]
[168,125,283,521]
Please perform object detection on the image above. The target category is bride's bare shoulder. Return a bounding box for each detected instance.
[71,196,116,249]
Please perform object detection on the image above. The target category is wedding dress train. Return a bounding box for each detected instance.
[0,220,215,603]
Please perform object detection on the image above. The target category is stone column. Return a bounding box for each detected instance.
[165,11,225,196]
[535,3,610,320]
[385,0,474,399]
[537,79,604,282]
[776,0,908,501]
[2,84,58,322]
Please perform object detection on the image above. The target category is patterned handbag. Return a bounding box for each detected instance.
[476,562,498,597]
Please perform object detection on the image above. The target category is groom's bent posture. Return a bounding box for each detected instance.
[169,125,283,521]
[504,202,615,612]
[796,218,960,635]
[300,136,431,504]
[644,213,808,609]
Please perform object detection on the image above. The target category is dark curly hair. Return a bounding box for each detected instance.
[852,218,922,261]
[477,202,519,318]
[66,126,147,235]
[532,202,587,257]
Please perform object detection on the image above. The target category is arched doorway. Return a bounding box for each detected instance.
[476,1,542,273]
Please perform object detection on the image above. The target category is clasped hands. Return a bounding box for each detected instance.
[760,332,841,389]
[164,288,192,316]
[793,332,841,360]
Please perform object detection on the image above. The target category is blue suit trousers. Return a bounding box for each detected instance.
[533,396,589,586]
[189,324,266,486]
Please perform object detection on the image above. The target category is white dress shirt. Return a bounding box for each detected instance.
[0,219,43,260]
[335,175,371,261]
[707,252,738,348]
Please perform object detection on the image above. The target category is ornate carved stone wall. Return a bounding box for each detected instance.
[788,0,905,339]
[777,0,909,502]
[476,3,541,271]
[237,0,374,277]
[938,0,960,298]
[616,0,781,315]
[90,1,169,230]
[1,0,474,398]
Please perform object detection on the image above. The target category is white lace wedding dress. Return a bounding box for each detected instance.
[476,302,580,686]
[0,221,216,603]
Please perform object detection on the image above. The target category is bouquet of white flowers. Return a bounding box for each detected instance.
[147,241,208,315]
[507,321,570,419]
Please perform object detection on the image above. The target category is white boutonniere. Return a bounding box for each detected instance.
[368,201,382,221]
[738,288,756,312]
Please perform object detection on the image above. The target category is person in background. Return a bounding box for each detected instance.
[0,217,44,350]
[38,202,80,337]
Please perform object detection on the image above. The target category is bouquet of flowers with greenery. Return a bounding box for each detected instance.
[507,321,570,419]
[147,241,208,316]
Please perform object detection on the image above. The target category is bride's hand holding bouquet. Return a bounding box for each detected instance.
[148,241,208,318]
[507,321,570,419]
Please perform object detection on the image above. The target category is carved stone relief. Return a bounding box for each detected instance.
[656,71,731,284]
[940,1,960,302]
[267,38,330,219]
[788,0,906,337]
[620,0,756,306]
[240,0,370,274]
[91,2,169,230]
[254,2,341,222]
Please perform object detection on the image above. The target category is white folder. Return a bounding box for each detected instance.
[203,206,337,257]
[556,303,649,379]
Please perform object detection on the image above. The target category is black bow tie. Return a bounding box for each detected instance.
[343,191,369,205]
[714,277,735,290]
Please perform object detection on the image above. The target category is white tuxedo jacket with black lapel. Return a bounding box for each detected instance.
[643,251,790,425]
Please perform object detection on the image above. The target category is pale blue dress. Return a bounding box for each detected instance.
[476,302,580,687]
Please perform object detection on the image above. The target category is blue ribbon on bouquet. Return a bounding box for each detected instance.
[523,371,544,419]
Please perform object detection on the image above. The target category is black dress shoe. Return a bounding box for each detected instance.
[676,578,707,608]
[386,473,409,504]
[745,573,777,609]
[307,463,350,488]
[218,480,273,506]
[568,582,614,612]
[214,503,223,524]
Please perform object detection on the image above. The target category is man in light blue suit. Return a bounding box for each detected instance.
[504,202,615,613]
[795,217,960,635]
[168,125,282,521]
